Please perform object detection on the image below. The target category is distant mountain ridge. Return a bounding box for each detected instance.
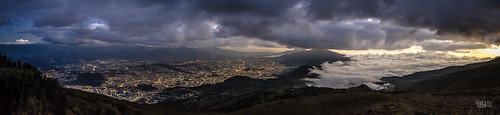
[0,44,276,69]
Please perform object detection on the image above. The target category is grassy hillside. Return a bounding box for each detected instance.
[382,58,500,86]
[202,84,498,114]
[228,91,492,114]
[396,58,500,93]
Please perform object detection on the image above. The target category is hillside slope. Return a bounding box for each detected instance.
[395,58,500,93]
[382,58,500,86]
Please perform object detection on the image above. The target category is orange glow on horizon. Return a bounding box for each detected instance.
[449,45,500,58]
[330,45,500,58]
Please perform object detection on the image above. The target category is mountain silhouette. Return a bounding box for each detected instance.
[276,49,350,66]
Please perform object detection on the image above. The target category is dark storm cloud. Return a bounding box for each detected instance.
[0,0,55,27]
[381,0,500,42]
[136,0,299,16]
[307,0,392,20]
[1,0,499,50]
[304,0,500,39]
[0,18,9,27]
[196,0,299,16]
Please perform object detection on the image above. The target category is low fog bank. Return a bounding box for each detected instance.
[304,52,491,90]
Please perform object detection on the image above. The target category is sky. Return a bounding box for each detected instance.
[0,0,500,57]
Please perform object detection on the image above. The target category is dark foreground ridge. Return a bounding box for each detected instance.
[1,52,499,114]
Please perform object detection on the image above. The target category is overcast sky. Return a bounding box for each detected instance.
[1,0,500,55]
[2,0,499,90]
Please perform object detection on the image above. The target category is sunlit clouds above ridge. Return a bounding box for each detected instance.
[331,40,500,58]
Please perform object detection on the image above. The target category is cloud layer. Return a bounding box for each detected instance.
[304,52,491,89]
[1,0,499,50]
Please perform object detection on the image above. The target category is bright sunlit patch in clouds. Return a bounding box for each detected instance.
[15,39,30,44]
[86,18,109,31]
[481,45,500,56]
[208,21,220,31]
[1,38,35,44]
[88,23,109,30]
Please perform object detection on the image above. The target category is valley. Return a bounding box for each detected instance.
[44,58,289,104]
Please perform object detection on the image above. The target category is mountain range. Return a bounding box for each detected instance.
[0,44,275,69]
